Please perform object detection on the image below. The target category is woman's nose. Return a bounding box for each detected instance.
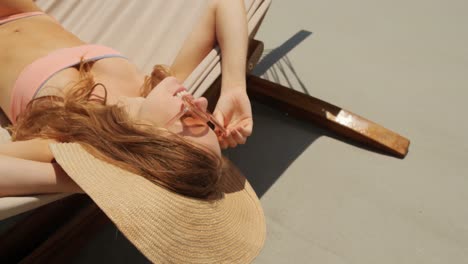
[193,97,208,112]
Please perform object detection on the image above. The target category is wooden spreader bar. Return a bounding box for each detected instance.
[246,75,410,158]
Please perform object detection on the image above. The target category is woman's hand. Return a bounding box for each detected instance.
[213,88,253,149]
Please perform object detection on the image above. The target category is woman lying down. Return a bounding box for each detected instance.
[0,1,265,263]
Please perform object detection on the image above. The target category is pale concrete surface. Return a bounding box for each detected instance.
[71,1,468,263]
[241,0,468,263]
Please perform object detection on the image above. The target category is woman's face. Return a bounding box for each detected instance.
[129,77,221,157]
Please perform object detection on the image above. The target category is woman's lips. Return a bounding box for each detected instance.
[173,87,187,96]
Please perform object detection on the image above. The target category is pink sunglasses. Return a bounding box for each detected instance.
[165,91,227,137]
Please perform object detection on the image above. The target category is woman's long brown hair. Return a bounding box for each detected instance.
[10,62,222,198]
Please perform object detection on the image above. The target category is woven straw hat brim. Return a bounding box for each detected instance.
[50,143,266,264]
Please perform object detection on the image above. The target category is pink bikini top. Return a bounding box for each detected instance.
[1,11,128,123]
[10,44,127,123]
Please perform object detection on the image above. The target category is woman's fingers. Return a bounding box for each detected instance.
[237,122,252,137]
[231,128,247,145]
[224,129,238,148]
[217,119,252,149]
[218,128,247,149]
[213,110,226,136]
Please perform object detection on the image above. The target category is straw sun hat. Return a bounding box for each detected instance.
[49,143,266,263]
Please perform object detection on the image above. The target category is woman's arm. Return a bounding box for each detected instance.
[171,0,252,149]
[0,154,84,197]
[0,139,83,196]
[215,0,248,93]
[171,0,248,90]
[0,138,55,162]
[211,0,252,149]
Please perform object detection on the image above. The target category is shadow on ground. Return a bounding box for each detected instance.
[225,101,322,198]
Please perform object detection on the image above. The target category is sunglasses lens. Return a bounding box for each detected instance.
[179,111,210,135]
[166,94,226,136]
